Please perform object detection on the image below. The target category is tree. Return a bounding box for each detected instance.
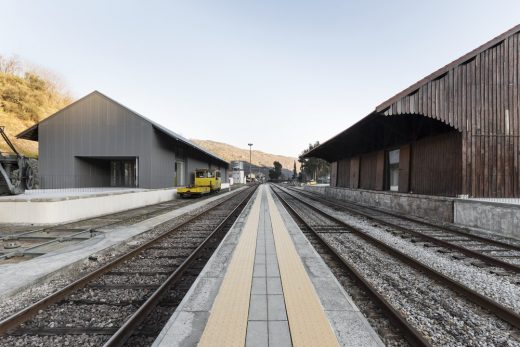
[298,142,330,182]
[269,161,283,181]
[0,55,22,75]
[292,161,297,179]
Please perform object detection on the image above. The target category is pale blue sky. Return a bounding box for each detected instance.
[1,1,519,157]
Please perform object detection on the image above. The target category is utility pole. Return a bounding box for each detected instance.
[248,143,253,181]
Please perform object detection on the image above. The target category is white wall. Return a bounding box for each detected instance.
[0,189,177,224]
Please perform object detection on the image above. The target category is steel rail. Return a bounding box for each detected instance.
[273,185,520,330]
[0,186,254,336]
[103,185,257,346]
[270,185,430,347]
[286,187,520,273]
[290,186,520,252]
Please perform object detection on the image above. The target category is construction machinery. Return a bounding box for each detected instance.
[177,168,221,198]
[0,126,38,195]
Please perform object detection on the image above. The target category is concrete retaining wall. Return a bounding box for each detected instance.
[454,200,520,240]
[303,186,455,223]
[303,186,520,240]
[0,189,177,224]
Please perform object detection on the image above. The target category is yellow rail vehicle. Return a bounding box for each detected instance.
[177,169,222,198]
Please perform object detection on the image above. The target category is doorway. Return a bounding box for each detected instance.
[110,159,138,187]
[174,161,185,186]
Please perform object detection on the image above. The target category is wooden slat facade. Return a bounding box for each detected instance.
[331,132,462,196]
[311,26,520,198]
[330,161,338,187]
[379,31,520,197]
[336,159,350,187]
[359,152,379,190]
[410,132,462,196]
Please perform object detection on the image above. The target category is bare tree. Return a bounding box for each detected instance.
[0,55,22,75]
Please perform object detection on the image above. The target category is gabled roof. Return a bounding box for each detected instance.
[376,23,520,113]
[17,91,228,166]
[305,24,520,160]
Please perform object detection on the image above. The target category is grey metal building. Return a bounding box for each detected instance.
[17,91,228,189]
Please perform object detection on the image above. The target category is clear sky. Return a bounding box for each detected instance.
[1,1,519,157]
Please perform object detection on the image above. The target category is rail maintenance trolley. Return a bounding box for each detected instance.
[177,168,222,198]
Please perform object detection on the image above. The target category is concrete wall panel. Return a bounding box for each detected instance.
[303,186,454,223]
[454,200,520,240]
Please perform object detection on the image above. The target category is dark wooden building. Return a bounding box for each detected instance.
[307,25,520,198]
[17,91,228,189]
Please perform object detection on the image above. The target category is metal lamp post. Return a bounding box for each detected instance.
[248,143,253,181]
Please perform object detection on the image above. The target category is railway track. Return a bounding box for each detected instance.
[291,189,520,275]
[271,187,421,347]
[288,187,520,273]
[271,184,520,346]
[0,189,234,262]
[0,185,258,347]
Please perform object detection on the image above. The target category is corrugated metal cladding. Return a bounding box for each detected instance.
[24,92,228,189]
[311,25,520,198]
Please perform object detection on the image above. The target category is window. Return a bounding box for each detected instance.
[388,149,400,192]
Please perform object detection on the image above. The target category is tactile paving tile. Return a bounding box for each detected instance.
[266,189,340,347]
[198,186,263,347]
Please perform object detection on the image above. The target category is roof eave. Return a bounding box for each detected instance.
[303,111,379,159]
[376,23,520,112]
[16,123,39,141]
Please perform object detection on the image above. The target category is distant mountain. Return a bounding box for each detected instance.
[191,139,300,172]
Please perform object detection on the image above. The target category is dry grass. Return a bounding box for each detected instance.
[0,59,72,156]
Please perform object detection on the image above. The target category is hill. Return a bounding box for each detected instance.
[191,139,300,172]
[0,55,72,157]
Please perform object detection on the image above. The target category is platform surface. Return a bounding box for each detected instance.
[153,184,383,347]
[0,188,178,224]
[0,188,147,202]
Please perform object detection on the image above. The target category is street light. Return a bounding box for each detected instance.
[248,143,253,181]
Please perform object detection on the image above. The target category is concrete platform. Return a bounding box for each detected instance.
[153,185,383,347]
[0,188,177,224]
[0,187,243,299]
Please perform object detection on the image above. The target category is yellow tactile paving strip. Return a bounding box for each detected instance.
[198,186,262,347]
[267,189,340,347]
